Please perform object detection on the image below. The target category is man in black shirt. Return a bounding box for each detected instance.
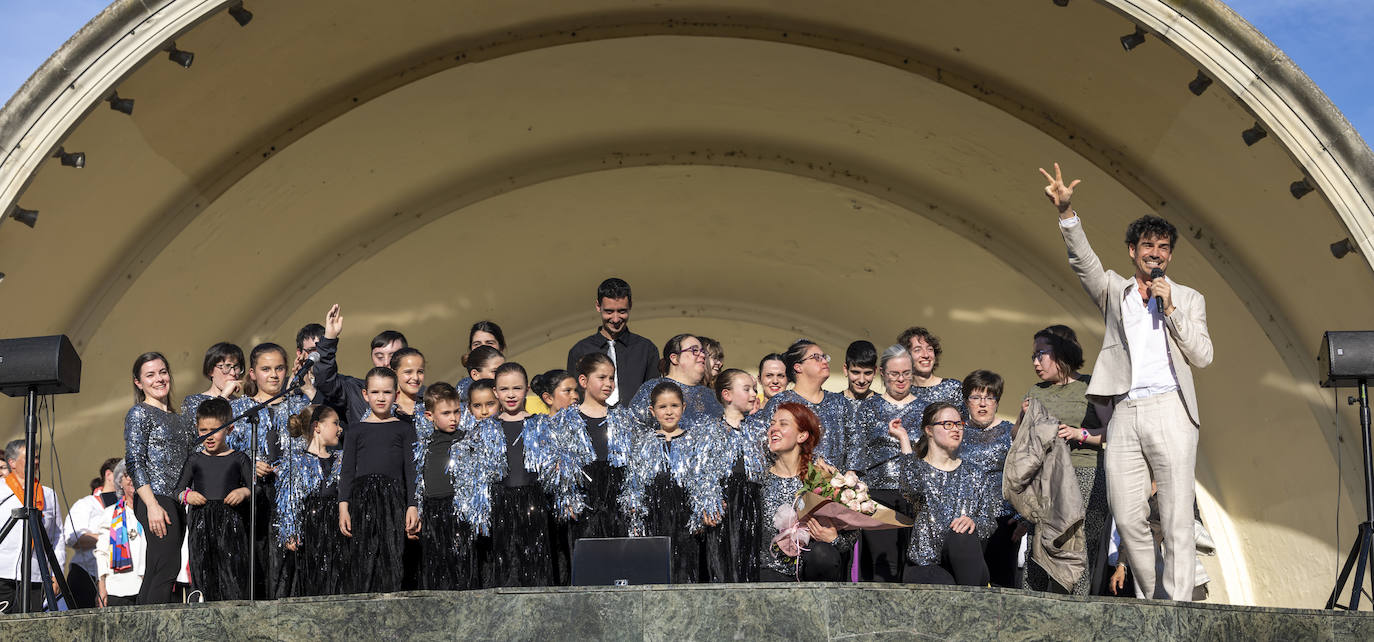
[565,278,659,406]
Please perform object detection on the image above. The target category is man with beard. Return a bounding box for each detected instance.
[1040,162,1213,601]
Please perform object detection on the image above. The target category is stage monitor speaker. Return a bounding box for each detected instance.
[1318,331,1374,388]
[571,536,671,586]
[0,335,81,397]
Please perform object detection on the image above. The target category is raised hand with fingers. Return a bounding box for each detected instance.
[324,304,344,340]
[1038,162,1081,216]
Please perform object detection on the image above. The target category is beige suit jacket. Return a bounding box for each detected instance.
[1060,219,1213,426]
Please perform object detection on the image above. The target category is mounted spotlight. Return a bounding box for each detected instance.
[1188,71,1212,96]
[1331,239,1357,260]
[167,43,194,69]
[1053,0,1070,6]
[1291,178,1315,199]
[9,206,38,228]
[107,92,134,115]
[0,273,6,284]
[52,147,85,168]
[1241,123,1267,146]
[1120,27,1146,51]
[228,3,253,26]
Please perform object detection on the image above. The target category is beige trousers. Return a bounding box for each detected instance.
[1105,391,1198,600]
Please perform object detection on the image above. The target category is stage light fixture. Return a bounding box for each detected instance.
[1241,123,1267,146]
[1120,27,1146,51]
[9,206,38,228]
[1053,0,1070,6]
[1188,71,1212,96]
[107,92,134,115]
[1331,239,1357,260]
[1291,178,1315,199]
[229,3,253,26]
[0,273,6,284]
[167,44,194,69]
[52,147,85,168]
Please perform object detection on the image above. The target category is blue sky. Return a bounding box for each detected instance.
[1,1,1369,143]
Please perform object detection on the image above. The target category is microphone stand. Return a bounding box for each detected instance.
[193,369,311,603]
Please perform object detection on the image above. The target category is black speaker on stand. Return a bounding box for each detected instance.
[1320,331,1374,610]
[0,335,81,613]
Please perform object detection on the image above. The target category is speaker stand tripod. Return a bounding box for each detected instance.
[1327,378,1374,610]
[0,387,73,613]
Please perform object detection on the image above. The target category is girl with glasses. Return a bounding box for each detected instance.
[616,334,724,436]
[748,340,854,473]
[1020,325,1110,595]
[957,370,1017,587]
[850,344,925,582]
[887,402,994,586]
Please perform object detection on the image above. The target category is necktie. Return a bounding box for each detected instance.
[606,339,620,406]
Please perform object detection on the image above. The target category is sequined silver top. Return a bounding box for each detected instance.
[179,393,214,420]
[228,393,311,467]
[124,403,195,497]
[960,420,1014,517]
[912,378,965,410]
[849,395,926,490]
[747,390,854,472]
[617,417,722,536]
[622,376,724,434]
[756,471,858,577]
[898,454,997,566]
[275,450,342,544]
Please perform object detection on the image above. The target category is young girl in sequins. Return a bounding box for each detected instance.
[277,404,346,597]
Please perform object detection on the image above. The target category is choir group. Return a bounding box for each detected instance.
[118,275,1119,605]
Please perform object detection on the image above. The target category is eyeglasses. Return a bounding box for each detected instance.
[214,363,243,374]
[801,353,831,364]
[967,395,997,404]
[883,370,913,381]
[929,420,966,431]
[679,346,706,357]
[1031,350,1053,362]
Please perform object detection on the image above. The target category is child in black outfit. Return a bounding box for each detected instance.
[415,382,469,590]
[177,397,252,600]
[338,367,418,594]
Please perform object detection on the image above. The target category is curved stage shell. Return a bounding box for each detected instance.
[1,0,1372,607]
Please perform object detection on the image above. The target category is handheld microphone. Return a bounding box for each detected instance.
[292,351,321,387]
[1148,266,1170,312]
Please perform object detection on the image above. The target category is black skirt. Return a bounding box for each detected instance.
[345,474,408,594]
[188,500,250,601]
[291,491,348,597]
[704,467,761,583]
[557,461,626,585]
[419,495,471,591]
[642,471,703,584]
[475,483,555,588]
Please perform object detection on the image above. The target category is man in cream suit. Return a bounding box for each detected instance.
[1040,163,1213,600]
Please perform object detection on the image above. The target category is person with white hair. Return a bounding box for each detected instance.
[95,459,145,607]
[0,438,65,612]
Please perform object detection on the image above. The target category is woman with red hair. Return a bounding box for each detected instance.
[756,403,854,582]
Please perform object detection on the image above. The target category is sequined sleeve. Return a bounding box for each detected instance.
[124,404,193,497]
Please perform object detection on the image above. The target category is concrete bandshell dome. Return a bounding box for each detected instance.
[1,0,1372,606]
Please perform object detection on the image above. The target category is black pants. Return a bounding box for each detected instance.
[0,578,45,613]
[901,531,989,586]
[134,494,186,605]
[758,540,846,582]
[65,565,98,609]
[983,515,1020,588]
[858,489,910,582]
[105,593,137,607]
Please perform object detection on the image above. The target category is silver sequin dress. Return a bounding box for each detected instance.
[959,420,1014,518]
[849,395,926,490]
[747,390,854,472]
[124,403,195,497]
[756,472,858,577]
[898,454,997,566]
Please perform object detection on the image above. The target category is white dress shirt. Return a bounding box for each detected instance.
[0,484,66,583]
[1120,281,1180,398]
[63,492,108,576]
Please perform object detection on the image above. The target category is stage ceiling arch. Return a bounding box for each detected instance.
[1,0,1372,606]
